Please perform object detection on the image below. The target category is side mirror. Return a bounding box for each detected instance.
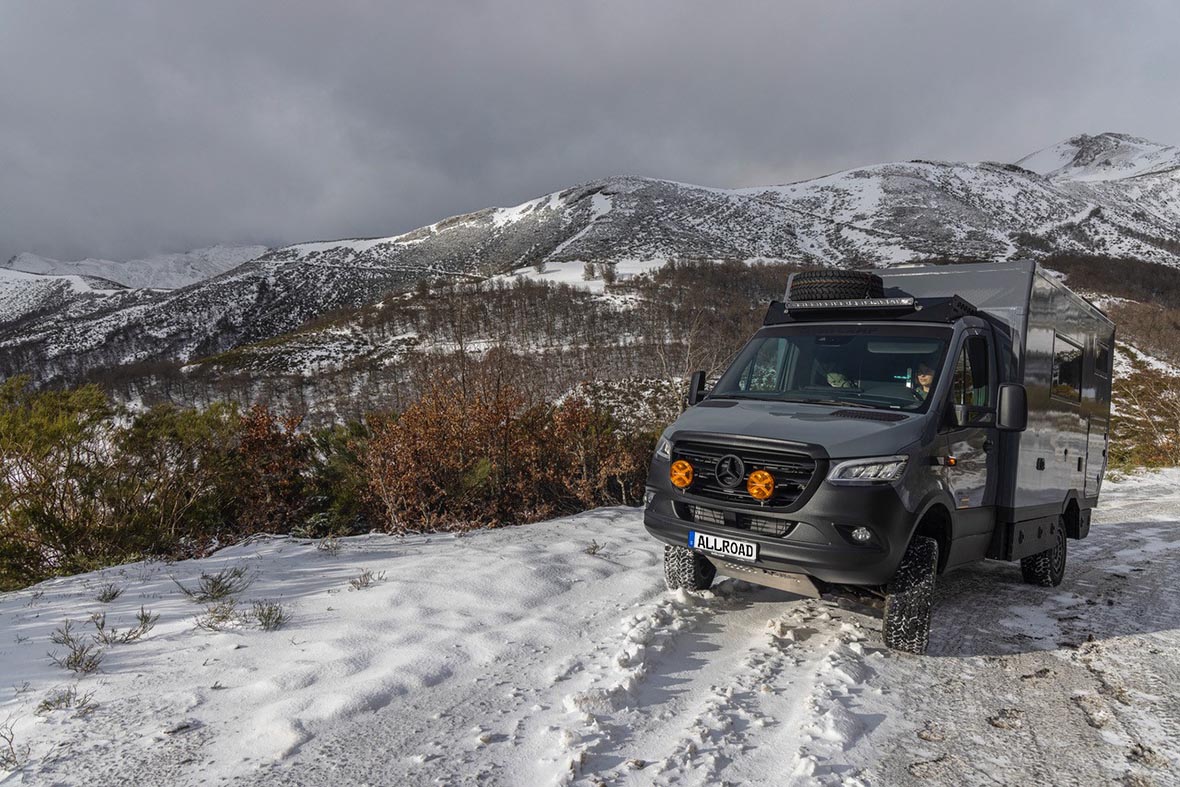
[997,383,1027,432]
[687,370,707,406]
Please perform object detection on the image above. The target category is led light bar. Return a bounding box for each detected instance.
[785,297,916,311]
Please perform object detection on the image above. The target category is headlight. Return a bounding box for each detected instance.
[827,455,908,485]
[655,438,672,461]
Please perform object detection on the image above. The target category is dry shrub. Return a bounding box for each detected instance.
[365,359,663,534]
[1111,362,1180,468]
[365,371,539,532]
[232,405,311,534]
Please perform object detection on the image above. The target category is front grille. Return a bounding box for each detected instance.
[688,505,796,538]
[689,505,725,527]
[745,514,795,537]
[674,440,817,508]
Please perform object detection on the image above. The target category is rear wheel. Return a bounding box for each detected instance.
[1021,517,1067,586]
[664,545,717,591]
[882,536,938,655]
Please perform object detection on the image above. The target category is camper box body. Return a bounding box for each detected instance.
[879,261,1115,558]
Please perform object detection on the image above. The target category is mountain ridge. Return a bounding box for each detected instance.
[3,131,1178,389]
[1,244,271,290]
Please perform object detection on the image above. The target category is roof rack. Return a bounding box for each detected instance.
[763,294,979,325]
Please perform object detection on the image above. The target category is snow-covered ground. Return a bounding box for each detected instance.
[2,472,1179,785]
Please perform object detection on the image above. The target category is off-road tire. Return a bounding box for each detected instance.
[789,270,885,301]
[1020,517,1067,586]
[664,545,717,591]
[882,536,938,655]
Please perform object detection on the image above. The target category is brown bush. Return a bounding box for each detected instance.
[231,405,313,535]
[1111,362,1180,468]
[363,359,662,534]
[366,375,527,532]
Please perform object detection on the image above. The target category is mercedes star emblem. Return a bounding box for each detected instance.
[714,454,746,488]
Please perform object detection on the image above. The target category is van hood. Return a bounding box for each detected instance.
[665,399,928,459]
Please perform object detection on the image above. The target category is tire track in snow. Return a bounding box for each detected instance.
[553,584,876,786]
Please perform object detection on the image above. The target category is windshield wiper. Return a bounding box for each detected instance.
[706,394,766,401]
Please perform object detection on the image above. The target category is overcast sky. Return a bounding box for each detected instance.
[1,1,1177,264]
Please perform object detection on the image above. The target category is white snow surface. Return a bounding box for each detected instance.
[2,472,1179,785]
[3,245,269,290]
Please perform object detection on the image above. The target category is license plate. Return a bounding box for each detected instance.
[689,530,758,563]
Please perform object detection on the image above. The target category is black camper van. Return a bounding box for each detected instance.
[643,260,1115,654]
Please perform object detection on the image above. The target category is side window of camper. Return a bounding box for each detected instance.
[1094,341,1112,405]
[1052,335,1083,402]
[952,335,991,409]
[1095,342,1111,379]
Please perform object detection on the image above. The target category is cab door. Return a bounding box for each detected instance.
[940,332,999,555]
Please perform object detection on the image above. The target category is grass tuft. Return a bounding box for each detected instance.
[95,583,123,603]
[36,685,98,717]
[194,600,245,632]
[172,566,253,603]
[90,607,158,645]
[348,569,386,591]
[47,621,103,675]
[1,714,29,770]
[252,600,289,631]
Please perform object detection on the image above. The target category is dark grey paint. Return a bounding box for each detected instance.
[665,401,926,459]
[647,260,1115,586]
[878,260,1115,512]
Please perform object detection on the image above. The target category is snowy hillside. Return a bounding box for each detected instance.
[1017,132,1180,182]
[0,267,126,326]
[1,471,1177,785]
[3,131,1180,389]
[2,245,270,290]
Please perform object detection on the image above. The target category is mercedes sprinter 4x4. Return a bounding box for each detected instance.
[643,261,1115,654]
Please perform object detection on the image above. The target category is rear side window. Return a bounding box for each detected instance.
[1095,342,1111,379]
[1053,334,1083,402]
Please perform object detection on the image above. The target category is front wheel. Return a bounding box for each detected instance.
[664,545,716,591]
[882,536,938,655]
[1021,517,1067,586]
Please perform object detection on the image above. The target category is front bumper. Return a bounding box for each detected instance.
[644,479,919,587]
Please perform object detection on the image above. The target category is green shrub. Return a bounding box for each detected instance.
[0,378,116,589]
[103,402,239,555]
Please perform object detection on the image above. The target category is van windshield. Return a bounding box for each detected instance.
[711,325,953,412]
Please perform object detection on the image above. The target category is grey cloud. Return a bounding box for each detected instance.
[1,0,1177,264]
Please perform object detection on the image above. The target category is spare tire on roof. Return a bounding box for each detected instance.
[789,270,885,301]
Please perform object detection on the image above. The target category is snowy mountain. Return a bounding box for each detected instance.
[0,267,130,326]
[1016,132,1180,182]
[2,244,270,290]
[3,131,1179,388]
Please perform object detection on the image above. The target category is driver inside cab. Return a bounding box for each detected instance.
[824,361,856,389]
[915,362,935,400]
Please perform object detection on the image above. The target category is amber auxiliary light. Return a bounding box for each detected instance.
[670,459,693,489]
[747,469,774,500]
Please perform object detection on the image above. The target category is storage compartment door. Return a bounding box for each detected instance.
[1085,417,1108,498]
